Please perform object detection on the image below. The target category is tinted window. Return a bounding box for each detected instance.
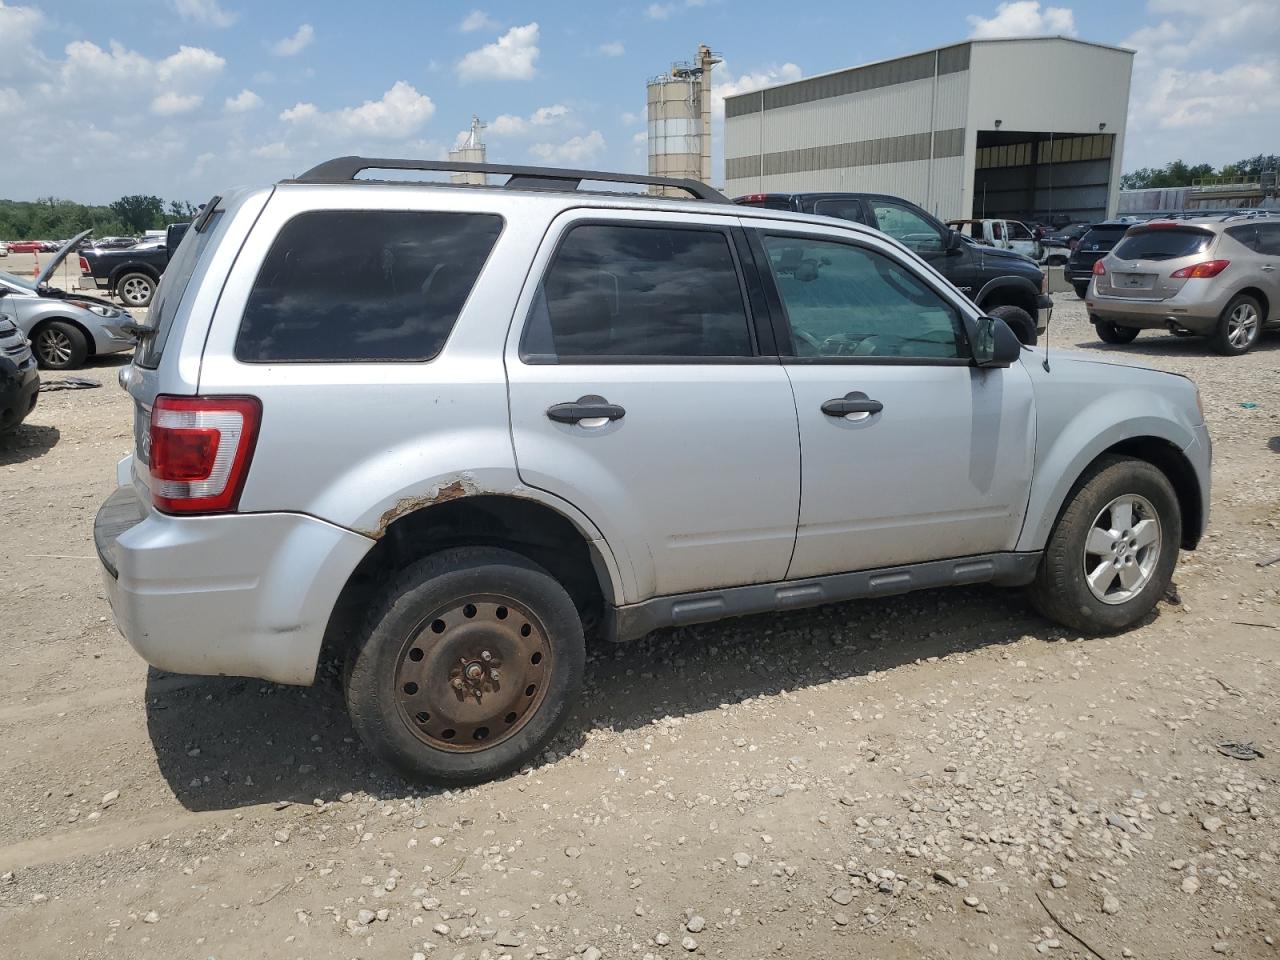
[1226,225,1260,251]
[1257,223,1280,256]
[870,202,944,254]
[1078,226,1129,251]
[236,210,502,363]
[811,198,866,223]
[522,224,752,361]
[137,200,225,369]
[762,235,964,360]
[1113,228,1213,261]
[737,198,793,211]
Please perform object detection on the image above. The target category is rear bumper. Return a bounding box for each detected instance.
[1086,289,1227,333]
[95,478,375,686]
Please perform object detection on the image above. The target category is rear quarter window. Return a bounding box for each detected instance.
[235,210,503,363]
[1112,229,1213,261]
[136,203,224,369]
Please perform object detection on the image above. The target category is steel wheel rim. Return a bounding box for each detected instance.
[36,329,72,365]
[1083,493,1161,605]
[121,278,150,304]
[1227,304,1258,348]
[393,594,553,753]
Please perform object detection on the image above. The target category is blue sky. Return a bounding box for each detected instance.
[1,0,1277,202]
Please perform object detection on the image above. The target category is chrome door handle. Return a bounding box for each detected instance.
[1262,265,1276,272]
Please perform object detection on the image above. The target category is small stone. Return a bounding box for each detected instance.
[1157,801,1174,815]
[655,932,671,946]
[833,912,849,926]
[356,909,375,925]
[1202,816,1224,834]
[933,870,958,887]
[100,790,120,808]
[143,911,159,924]
[1050,874,1067,889]
[1212,942,1230,955]
[682,936,698,952]
[1101,894,1120,915]
[1181,876,1200,894]
[494,932,521,948]
[272,829,290,843]
[733,853,752,868]
[564,846,582,859]
[584,948,603,960]
[831,888,854,906]
[686,915,705,933]
[433,922,451,937]
[31,893,47,904]
[963,896,980,908]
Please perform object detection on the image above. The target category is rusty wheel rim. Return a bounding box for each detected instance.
[394,595,553,753]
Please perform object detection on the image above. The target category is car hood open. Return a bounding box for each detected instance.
[34,228,93,290]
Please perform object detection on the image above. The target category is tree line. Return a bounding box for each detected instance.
[1121,154,1280,190]
[0,195,199,242]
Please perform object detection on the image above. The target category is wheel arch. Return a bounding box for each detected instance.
[320,493,622,666]
[109,263,160,289]
[974,275,1040,315]
[1228,286,1270,322]
[30,314,96,354]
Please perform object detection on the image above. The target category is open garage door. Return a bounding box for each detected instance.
[972,131,1114,225]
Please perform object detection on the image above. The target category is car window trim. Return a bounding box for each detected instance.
[746,226,975,366]
[517,217,770,366]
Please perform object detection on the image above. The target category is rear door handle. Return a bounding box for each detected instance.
[1263,265,1276,272]
[821,391,883,422]
[547,394,626,427]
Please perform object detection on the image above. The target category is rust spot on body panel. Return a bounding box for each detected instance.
[369,476,479,539]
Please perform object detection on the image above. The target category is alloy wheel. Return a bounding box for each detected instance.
[393,595,552,752]
[120,277,152,305]
[1227,302,1259,349]
[1082,494,1162,604]
[35,328,73,366]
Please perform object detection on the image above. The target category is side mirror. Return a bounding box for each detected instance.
[946,228,964,254]
[971,316,1022,367]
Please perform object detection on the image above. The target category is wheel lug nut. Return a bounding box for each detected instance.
[481,650,493,662]
[451,678,465,690]
[490,669,500,681]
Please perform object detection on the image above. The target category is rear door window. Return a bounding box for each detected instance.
[1113,228,1213,261]
[521,223,754,362]
[869,202,945,255]
[811,198,867,224]
[1257,223,1280,256]
[136,199,223,368]
[236,210,503,362]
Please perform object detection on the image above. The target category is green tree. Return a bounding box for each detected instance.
[109,195,166,233]
[166,199,197,220]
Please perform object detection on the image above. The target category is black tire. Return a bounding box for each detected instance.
[1028,455,1181,635]
[32,320,88,370]
[115,272,156,308]
[344,546,585,785]
[987,304,1038,346]
[1072,282,1089,300]
[1209,293,1263,356]
[1095,321,1139,344]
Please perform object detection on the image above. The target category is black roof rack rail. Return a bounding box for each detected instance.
[290,156,728,203]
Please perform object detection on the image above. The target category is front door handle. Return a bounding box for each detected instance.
[1262,264,1276,272]
[547,394,626,427]
[821,391,883,422]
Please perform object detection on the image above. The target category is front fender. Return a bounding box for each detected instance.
[1016,389,1198,552]
[974,274,1040,310]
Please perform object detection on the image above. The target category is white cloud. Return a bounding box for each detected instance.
[457,22,540,82]
[599,41,625,57]
[646,3,675,19]
[152,91,202,115]
[487,103,570,137]
[272,23,314,57]
[281,81,435,138]
[966,2,1076,38]
[711,62,802,120]
[172,0,236,27]
[460,10,498,32]
[251,141,290,159]
[530,130,606,165]
[224,88,261,112]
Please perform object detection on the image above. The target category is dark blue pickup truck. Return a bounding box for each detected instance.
[80,222,190,308]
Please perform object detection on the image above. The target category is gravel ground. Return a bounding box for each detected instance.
[0,298,1277,960]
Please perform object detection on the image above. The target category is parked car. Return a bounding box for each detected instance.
[7,241,44,254]
[737,192,1051,345]
[94,158,1211,785]
[93,236,138,250]
[1086,213,1280,354]
[0,231,136,369]
[947,218,1043,261]
[0,311,39,434]
[1065,219,1139,298]
[80,223,189,307]
[0,241,8,257]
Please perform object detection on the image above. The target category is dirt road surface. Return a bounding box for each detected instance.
[1,300,1277,960]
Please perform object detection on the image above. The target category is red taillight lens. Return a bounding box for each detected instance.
[1170,259,1230,279]
[1092,259,1107,275]
[149,395,261,514]
[78,256,89,273]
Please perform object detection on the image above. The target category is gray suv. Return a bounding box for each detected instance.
[1086,213,1280,354]
[95,158,1211,785]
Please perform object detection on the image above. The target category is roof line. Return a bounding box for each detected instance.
[723,35,1133,103]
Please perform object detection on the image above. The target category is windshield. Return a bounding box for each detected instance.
[1112,228,1213,261]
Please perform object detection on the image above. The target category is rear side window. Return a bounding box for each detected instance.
[737,198,793,211]
[521,224,754,362]
[1078,226,1129,251]
[811,198,866,223]
[236,210,502,363]
[136,200,223,369]
[1113,228,1213,261]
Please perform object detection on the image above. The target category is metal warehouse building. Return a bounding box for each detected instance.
[724,36,1133,224]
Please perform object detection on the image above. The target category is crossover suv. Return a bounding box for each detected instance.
[735,192,1051,346]
[0,231,136,369]
[1087,214,1280,355]
[95,159,1211,785]
[1065,219,1139,298]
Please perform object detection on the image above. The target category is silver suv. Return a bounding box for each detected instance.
[95,158,1211,785]
[1086,213,1280,354]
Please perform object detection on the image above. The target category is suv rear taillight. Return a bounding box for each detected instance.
[1170,259,1230,279]
[1092,260,1107,275]
[149,395,261,514]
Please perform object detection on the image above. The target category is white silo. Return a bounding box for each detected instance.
[647,44,720,192]
[449,116,487,184]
